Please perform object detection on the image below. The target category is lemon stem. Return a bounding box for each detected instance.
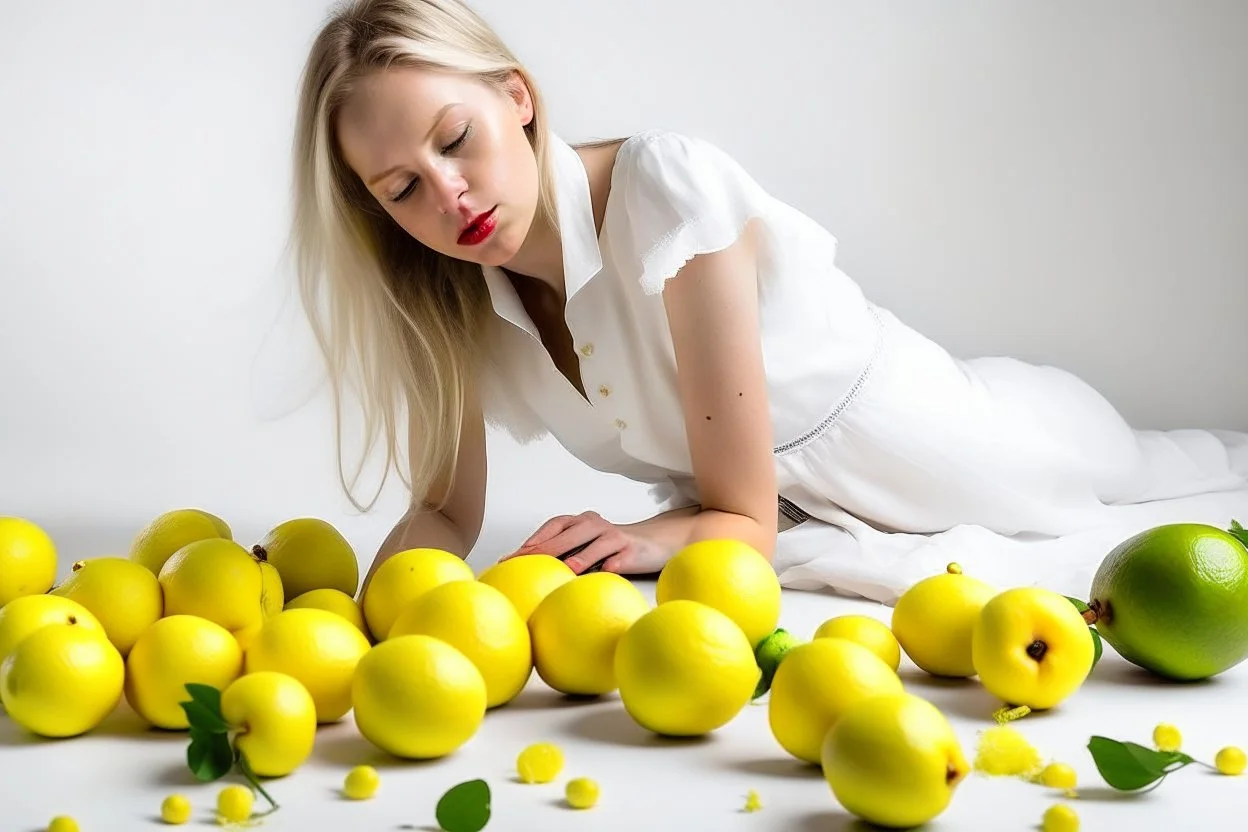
[1084,599,1107,626]
[251,545,269,562]
[1026,640,1048,661]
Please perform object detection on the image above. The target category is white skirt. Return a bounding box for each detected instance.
[772,305,1248,605]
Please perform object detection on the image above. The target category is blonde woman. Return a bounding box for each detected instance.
[293,0,1246,602]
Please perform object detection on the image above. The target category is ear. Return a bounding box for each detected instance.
[501,70,535,127]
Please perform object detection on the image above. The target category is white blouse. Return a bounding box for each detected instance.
[477,129,883,508]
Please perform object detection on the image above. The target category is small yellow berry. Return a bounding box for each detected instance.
[743,789,762,812]
[160,794,192,825]
[1153,723,1182,752]
[516,742,564,784]
[216,785,253,825]
[946,562,963,574]
[1039,762,1078,791]
[1216,746,1246,776]
[343,765,380,800]
[565,777,599,809]
[1042,803,1079,832]
[47,818,79,832]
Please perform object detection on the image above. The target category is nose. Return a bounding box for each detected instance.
[426,164,467,217]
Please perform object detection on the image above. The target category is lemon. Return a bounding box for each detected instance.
[565,777,599,809]
[351,633,486,759]
[220,671,318,777]
[389,580,531,708]
[1043,803,1080,832]
[1153,722,1182,752]
[244,607,371,723]
[362,547,475,640]
[47,817,79,832]
[1,623,124,737]
[160,794,191,825]
[49,556,163,656]
[821,692,969,828]
[655,539,780,649]
[216,784,253,824]
[254,517,360,600]
[343,765,380,799]
[814,615,901,672]
[124,614,244,729]
[516,742,564,783]
[0,594,104,667]
[892,563,997,677]
[528,572,650,696]
[1039,762,1078,791]
[615,599,759,736]
[768,637,904,763]
[285,588,371,640]
[128,508,231,575]
[0,516,57,607]
[1216,746,1246,776]
[478,555,575,622]
[159,538,283,633]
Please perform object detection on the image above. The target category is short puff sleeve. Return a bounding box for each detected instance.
[610,130,772,296]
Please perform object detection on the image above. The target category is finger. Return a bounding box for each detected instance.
[599,553,627,573]
[520,515,577,549]
[564,534,627,574]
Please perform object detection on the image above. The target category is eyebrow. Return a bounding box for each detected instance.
[365,102,461,188]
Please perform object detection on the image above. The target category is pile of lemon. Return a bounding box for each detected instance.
[0,509,1180,831]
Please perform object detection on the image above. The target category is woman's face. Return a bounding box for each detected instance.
[337,67,539,267]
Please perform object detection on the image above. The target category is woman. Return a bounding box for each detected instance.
[292,0,1247,602]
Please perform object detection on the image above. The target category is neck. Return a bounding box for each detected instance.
[500,210,564,299]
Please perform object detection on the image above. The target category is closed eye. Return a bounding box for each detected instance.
[389,124,473,204]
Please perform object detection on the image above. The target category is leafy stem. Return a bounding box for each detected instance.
[1087,736,1198,791]
[181,683,279,815]
[1230,519,1248,548]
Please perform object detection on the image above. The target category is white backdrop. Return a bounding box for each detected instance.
[2,0,1245,573]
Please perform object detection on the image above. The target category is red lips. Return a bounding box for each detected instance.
[458,208,498,246]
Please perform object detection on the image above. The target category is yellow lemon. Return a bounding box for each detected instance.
[128,508,231,575]
[769,637,904,764]
[821,692,969,828]
[160,795,191,825]
[0,594,104,667]
[361,548,474,640]
[891,563,997,677]
[478,555,575,622]
[528,572,650,696]
[220,671,317,778]
[971,587,1094,710]
[0,516,57,607]
[343,765,381,799]
[159,538,283,634]
[216,785,253,824]
[615,599,759,736]
[253,517,360,600]
[124,614,244,729]
[351,633,486,759]
[814,615,901,672]
[285,588,370,641]
[389,580,531,708]
[516,742,564,784]
[655,539,780,649]
[1,623,124,737]
[244,607,371,723]
[49,556,163,656]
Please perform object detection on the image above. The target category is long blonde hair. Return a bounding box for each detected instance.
[291,0,559,512]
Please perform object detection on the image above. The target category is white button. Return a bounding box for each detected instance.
[613,418,627,430]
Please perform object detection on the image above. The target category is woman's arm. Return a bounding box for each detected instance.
[360,379,488,595]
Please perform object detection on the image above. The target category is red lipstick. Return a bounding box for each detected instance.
[458,208,497,246]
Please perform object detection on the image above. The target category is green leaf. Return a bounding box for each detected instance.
[183,683,223,714]
[180,699,229,734]
[1087,736,1195,791]
[1064,595,1090,614]
[1089,627,1104,670]
[436,779,491,832]
[187,730,234,782]
[1229,519,1248,548]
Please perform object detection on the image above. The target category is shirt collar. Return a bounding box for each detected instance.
[481,132,604,337]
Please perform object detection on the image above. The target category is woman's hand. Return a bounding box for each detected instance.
[502,511,674,576]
